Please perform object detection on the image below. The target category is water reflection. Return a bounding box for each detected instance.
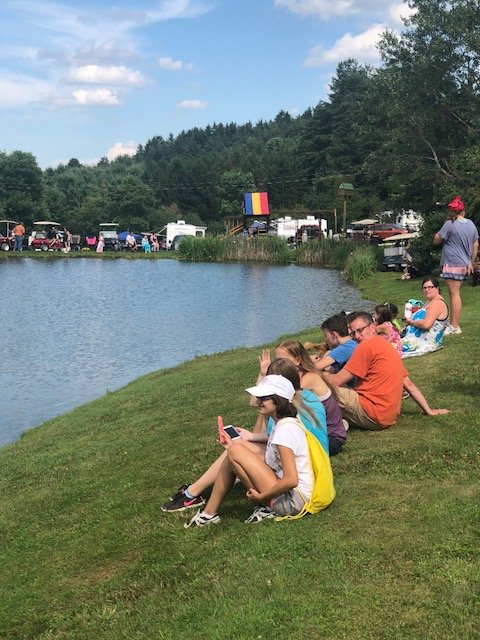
[1,258,366,445]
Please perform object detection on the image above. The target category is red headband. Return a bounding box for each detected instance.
[448,196,464,212]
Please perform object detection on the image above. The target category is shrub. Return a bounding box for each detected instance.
[343,247,378,284]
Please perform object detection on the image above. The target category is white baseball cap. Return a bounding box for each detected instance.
[246,374,295,401]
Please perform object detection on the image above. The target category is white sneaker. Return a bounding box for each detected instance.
[184,509,221,528]
[444,325,462,336]
[244,505,275,524]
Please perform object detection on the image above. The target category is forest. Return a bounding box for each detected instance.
[1,0,480,236]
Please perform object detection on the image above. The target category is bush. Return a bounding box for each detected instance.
[343,247,378,284]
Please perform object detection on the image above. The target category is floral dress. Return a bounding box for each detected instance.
[401,305,448,358]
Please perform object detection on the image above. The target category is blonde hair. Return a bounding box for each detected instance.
[276,340,338,400]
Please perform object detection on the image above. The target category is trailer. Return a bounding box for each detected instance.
[272,215,327,240]
[159,220,207,250]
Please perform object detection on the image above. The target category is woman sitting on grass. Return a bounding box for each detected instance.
[401,277,449,358]
[184,374,317,528]
[161,358,328,517]
[273,340,347,456]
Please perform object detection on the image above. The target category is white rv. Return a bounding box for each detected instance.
[159,220,207,250]
[395,209,423,232]
[272,215,327,239]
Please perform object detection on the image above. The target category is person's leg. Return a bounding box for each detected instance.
[334,386,384,430]
[226,442,277,495]
[328,436,343,456]
[446,278,463,328]
[189,442,266,497]
[202,456,237,516]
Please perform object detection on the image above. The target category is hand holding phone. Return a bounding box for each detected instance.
[223,425,241,440]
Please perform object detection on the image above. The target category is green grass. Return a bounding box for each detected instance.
[0,273,478,639]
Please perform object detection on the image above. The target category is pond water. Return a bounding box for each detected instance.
[1,258,367,446]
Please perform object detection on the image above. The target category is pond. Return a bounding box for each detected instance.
[1,258,368,446]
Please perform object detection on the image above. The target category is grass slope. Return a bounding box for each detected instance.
[0,273,478,639]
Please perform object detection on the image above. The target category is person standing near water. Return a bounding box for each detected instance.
[434,196,478,335]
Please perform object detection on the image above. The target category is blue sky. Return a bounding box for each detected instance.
[0,0,414,169]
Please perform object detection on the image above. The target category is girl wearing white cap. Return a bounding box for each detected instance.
[185,374,314,527]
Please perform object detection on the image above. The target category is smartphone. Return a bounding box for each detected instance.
[223,425,241,440]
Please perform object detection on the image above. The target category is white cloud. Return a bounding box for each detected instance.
[178,99,207,109]
[157,56,193,71]
[67,64,146,85]
[274,0,354,20]
[0,72,52,107]
[305,23,385,66]
[388,2,417,25]
[72,88,120,106]
[106,141,138,160]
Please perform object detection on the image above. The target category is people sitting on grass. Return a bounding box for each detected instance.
[162,358,328,515]
[273,341,347,456]
[401,277,449,358]
[373,304,403,354]
[184,373,325,528]
[322,311,449,430]
[306,313,357,374]
[125,232,137,251]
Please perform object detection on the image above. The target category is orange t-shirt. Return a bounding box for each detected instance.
[13,224,25,236]
[344,335,408,426]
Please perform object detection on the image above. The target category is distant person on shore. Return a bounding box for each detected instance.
[323,311,449,430]
[401,277,449,357]
[47,226,58,248]
[125,232,137,251]
[150,232,160,252]
[96,233,105,253]
[63,227,72,252]
[12,222,25,251]
[433,196,478,335]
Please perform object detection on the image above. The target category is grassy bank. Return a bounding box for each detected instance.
[1,273,478,639]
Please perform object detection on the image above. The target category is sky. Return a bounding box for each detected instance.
[0,0,415,169]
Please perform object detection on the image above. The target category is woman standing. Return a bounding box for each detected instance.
[434,196,478,334]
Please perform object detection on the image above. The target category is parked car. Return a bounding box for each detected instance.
[0,220,20,251]
[169,234,190,251]
[98,223,121,251]
[29,221,63,251]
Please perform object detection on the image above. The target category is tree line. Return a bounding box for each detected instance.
[1,0,479,236]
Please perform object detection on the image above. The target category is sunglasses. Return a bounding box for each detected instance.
[422,285,436,290]
[258,395,274,403]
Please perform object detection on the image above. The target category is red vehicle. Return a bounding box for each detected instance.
[29,221,63,251]
[368,223,408,242]
[0,220,19,251]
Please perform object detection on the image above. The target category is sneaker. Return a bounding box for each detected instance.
[161,488,205,512]
[184,509,220,528]
[244,505,275,524]
[168,484,188,501]
[444,325,462,336]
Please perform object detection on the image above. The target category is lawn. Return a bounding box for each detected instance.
[0,272,478,639]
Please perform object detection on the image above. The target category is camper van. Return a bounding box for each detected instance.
[159,220,207,250]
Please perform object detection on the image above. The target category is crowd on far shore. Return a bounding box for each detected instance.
[159,195,478,528]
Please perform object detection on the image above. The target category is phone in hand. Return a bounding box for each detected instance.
[223,425,241,440]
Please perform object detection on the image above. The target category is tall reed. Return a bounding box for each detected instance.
[343,246,378,284]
